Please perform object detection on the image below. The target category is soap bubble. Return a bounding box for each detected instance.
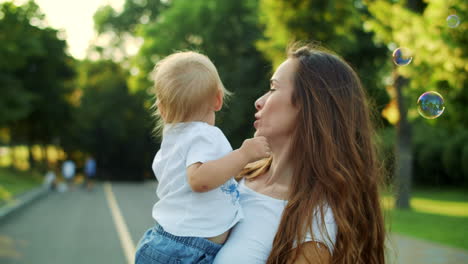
[447,15,460,28]
[392,48,413,66]
[417,91,445,119]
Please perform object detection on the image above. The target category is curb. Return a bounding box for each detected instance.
[0,185,50,221]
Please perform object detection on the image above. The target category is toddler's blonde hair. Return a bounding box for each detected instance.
[151,51,231,135]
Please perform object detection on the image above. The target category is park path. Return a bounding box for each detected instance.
[0,181,467,264]
[0,182,156,264]
[387,234,468,264]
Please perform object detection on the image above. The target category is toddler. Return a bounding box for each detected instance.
[135,51,270,264]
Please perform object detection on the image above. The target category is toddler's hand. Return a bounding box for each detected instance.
[240,136,271,163]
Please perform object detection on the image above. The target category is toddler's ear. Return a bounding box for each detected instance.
[213,91,223,112]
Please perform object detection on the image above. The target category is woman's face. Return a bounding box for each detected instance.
[254,58,299,141]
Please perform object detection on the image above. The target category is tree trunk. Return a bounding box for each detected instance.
[393,0,420,209]
[41,144,48,172]
[28,145,35,170]
[394,73,413,209]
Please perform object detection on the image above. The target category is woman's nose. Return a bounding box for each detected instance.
[255,98,262,110]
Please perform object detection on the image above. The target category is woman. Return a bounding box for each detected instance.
[213,44,385,264]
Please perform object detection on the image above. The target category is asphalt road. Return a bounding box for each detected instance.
[1,181,467,264]
[0,181,158,264]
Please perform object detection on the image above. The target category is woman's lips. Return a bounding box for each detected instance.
[254,120,259,129]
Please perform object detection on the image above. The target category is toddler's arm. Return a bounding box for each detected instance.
[187,136,270,192]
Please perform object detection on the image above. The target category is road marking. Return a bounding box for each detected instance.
[104,182,135,264]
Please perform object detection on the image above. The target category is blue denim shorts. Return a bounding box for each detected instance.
[135,223,222,264]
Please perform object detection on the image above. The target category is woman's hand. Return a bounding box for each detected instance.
[239,136,271,163]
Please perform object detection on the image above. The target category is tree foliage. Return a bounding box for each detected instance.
[257,0,391,117]
[366,0,468,187]
[91,0,167,61]
[94,0,271,148]
[365,0,467,127]
[63,60,155,180]
[0,0,75,145]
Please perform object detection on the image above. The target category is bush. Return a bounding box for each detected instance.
[378,124,468,188]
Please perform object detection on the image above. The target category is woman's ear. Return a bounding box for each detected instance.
[213,90,223,112]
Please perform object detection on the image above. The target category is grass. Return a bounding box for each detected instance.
[383,187,468,250]
[0,144,64,204]
[0,168,42,204]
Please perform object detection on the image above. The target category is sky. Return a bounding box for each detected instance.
[3,0,125,59]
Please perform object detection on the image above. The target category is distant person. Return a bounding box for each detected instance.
[134,51,270,264]
[62,160,76,190]
[84,157,97,190]
[43,169,56,190]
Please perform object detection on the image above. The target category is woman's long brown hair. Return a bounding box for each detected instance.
[240,44,385,263]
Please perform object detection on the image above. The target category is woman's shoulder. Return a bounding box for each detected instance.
[315,204,335,224]
[305,204,338,252]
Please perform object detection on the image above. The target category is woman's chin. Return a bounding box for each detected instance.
[254,130,261,137]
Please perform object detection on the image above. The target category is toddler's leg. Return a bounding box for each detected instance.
[135,224,222,264]
[135,225,183,264]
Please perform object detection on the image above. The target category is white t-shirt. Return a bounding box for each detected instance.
[151,122,243,238]
[213,179,337,264]
[62,161,75,179]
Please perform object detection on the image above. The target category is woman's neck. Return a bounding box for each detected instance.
[263,138,294,188]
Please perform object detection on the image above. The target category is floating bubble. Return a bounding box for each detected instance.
[417,91,445,119]
[392,48,413,66]
[447,15,460,28]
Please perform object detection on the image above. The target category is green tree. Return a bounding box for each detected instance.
[256,0,390,117]
[0,0,43,128]
[94,0,271,148]
[0,0,75,169]
[94,0,166,35]
[365,0,468,207]
[92,0,167,61]
[64,60,155,180]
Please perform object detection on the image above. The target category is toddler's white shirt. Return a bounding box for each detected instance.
[151,122,243,238]
[213,178,337,264]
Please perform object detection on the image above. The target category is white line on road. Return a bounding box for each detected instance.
[104,182,136,264]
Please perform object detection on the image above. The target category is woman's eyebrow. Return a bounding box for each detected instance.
[270,78,279,86]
